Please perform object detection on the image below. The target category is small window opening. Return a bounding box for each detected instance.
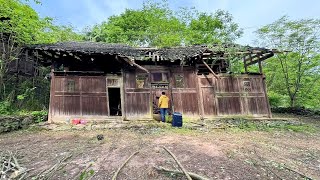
[175,74,184,88]
[136,74,148,88]
[152,72,168,82]
[67,80,75,92]
[152,73,162,82]
[243,81,252,92]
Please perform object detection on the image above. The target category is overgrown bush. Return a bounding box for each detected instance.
[268,91,288,107]
[30,110,48,123]
[0,101,13,115]
[271,107,320,116]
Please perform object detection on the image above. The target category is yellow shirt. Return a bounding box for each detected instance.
[158,95,169,108]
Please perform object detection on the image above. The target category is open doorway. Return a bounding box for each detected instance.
[108,88,121,116]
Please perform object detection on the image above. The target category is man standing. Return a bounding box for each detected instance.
[158,92,169,122]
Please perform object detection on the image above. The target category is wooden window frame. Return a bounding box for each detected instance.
[136,74,149,89]
[66,79,75,92]
[151,72,169,83]
[243,80,252,92]
[175,74,185,88]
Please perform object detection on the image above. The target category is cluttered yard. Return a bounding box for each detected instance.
[0,114,319,180]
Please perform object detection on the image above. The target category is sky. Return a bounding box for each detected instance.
[29,0,320,46]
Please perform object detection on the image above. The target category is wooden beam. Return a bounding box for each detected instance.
[132,61,150,73]
[119,55,150,73]
[245,52,274,66]
[258,60,263,74]
[201,59,219,79]
[243,55,248,73]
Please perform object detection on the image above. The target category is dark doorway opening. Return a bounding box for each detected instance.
[108,88,121,116]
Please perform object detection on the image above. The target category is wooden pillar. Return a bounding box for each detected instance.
[258,60,263,74]
[262,75,272,118]
[258,54,263,74]
[120,69,126,121]
[243,56,248,73]
[48,69,55,123]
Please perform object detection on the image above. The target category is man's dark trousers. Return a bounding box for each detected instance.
[160,108,167,122]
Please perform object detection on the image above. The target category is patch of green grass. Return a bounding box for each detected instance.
[79,169,95,180]
[168,127,196,134]
[229,119,317,133]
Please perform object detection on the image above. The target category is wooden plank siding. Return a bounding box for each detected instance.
[171,68,199,117]
[48,75,109,122]
[198,74,270,117]
[124,70,151,119]
[48,67,271,123]
[123,66,199,119]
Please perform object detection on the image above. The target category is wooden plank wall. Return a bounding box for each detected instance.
[123,66,199,118]
[198,75,217,116]
[50,76,108,118]
[171,67,199,116]
[198,74,270,117]
[124,71,151,118]
[48,70,270,121]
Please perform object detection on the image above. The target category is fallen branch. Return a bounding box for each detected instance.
[154,166,209,180]
[253,148,283,180]
[282,165,313,180]
[35,153,73,180]
[0,151,27,179]
[162,146,192,180]
[111,151,139,180]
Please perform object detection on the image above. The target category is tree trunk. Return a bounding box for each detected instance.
[289,95,296,107]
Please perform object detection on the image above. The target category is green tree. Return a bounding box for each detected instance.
[85,1,242,47]
[186,10,242,45]
[85,1,185,47]
[0,0,81,111]
[256,16,320,107]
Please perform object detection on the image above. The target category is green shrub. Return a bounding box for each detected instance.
[268,91,287,107]
[31,110,48,123]
[0,101,13,115]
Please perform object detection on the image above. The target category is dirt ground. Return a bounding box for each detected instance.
[0,114,319,180]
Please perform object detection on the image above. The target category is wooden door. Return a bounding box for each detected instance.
[198,75,218,116]
[151,83,171,114]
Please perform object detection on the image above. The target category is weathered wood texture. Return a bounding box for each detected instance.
[123,66,199,118]
[198,74,270,117]
[49,75,109,122]
[48,67,270,122]
[124,70,151,118]
[171,67,199,116]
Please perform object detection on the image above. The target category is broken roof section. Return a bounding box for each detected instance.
[25,41,277,66]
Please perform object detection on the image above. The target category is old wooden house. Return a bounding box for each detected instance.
[25,42,275,123]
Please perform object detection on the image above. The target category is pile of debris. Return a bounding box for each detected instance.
[0,151,28,179]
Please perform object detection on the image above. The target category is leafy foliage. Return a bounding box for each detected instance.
[0,0,319,116]
[256,16,320,108]
[0,0,81,113]
[84,1,242,47]
[31,110,48,123]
